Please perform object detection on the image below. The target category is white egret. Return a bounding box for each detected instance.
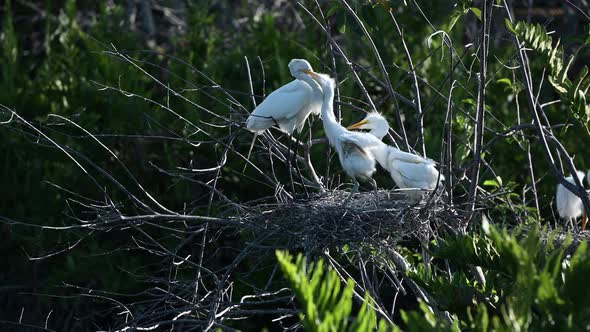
[245,59,323,193]
[346,112,390,140]
[246,59,322,134]
[556,171,585,230]
[347,113,443,190]
[307,71,383,204]
[583,170,590,231]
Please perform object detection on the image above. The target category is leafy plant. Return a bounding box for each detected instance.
[0,0,18,101]
[507,21,590,127]
[411,219,590,330]
[276,250,393,332]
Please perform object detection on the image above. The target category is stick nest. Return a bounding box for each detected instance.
[240,188,461,254]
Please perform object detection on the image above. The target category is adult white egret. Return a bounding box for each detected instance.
[347,113,443,190]
[245,59,322,134]
[556,171,585,230]
[307,71,383,204]
[245,59,323,193]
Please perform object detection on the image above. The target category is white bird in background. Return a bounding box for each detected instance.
[556,170,585,230]
[245,59,322,135]
[582,170,590,230]
[307,71,383,204]
[583,170,590,231]
[347,113,443,190]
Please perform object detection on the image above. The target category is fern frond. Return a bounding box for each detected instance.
[507,20,590,126]
[276,250,396,332]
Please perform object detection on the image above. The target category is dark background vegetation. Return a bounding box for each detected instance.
[1,0,589,330]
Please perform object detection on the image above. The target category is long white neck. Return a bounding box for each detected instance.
[295,72,322,92]
[371,143,391,172]
[320,82,345,146]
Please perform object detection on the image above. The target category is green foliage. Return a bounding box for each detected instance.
[447,0,479,32]
[408,220,590,330]
[507,20,590,128]
[276,251,394,332]
[1,0,18,100]
[483,177,540,223]
[3,1,590,330]
[400,301,460,332]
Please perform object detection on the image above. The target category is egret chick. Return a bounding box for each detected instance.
[347,113,443,191]
[307,72,383,205]
[346,112,390,140]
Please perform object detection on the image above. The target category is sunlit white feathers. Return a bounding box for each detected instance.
[386,148,442,190]
[347,112,443,190]
[245,59,322,134]
[309,72,383,199]
[346,112,390,140]
[556,170,585,220]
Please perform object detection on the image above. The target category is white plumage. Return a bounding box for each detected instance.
[336,133,379,181]
[556,170,585,221]
[309,72,383,202]
[347,113,443,190]
[346,112,390,140]
[245,59,322,135]
[381,148,442,190]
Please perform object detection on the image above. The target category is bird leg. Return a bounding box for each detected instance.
[243,133,258,173]
[371,178,380,208]
[342,177,359,207]
[583,211,588,232]
[292,132,309,199]
[286,134,296,197]
[304,118,324,190]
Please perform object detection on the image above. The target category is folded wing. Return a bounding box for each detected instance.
[246,80,312,134]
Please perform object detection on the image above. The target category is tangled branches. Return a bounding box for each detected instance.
[244,189,457,254]
[2,0,590,330]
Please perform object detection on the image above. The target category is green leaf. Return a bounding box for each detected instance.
[483,179,501,188]
[326,4,341,18]
[470,7,482,20]
[496,77,512,87]
[462,98,477,108]
[276,250,394,331]
[505,18,516,34]
[512,21,590,128]
[448,10,462,32]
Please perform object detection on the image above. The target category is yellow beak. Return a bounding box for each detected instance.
[304,70,323,84]
[347,119,369,130]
